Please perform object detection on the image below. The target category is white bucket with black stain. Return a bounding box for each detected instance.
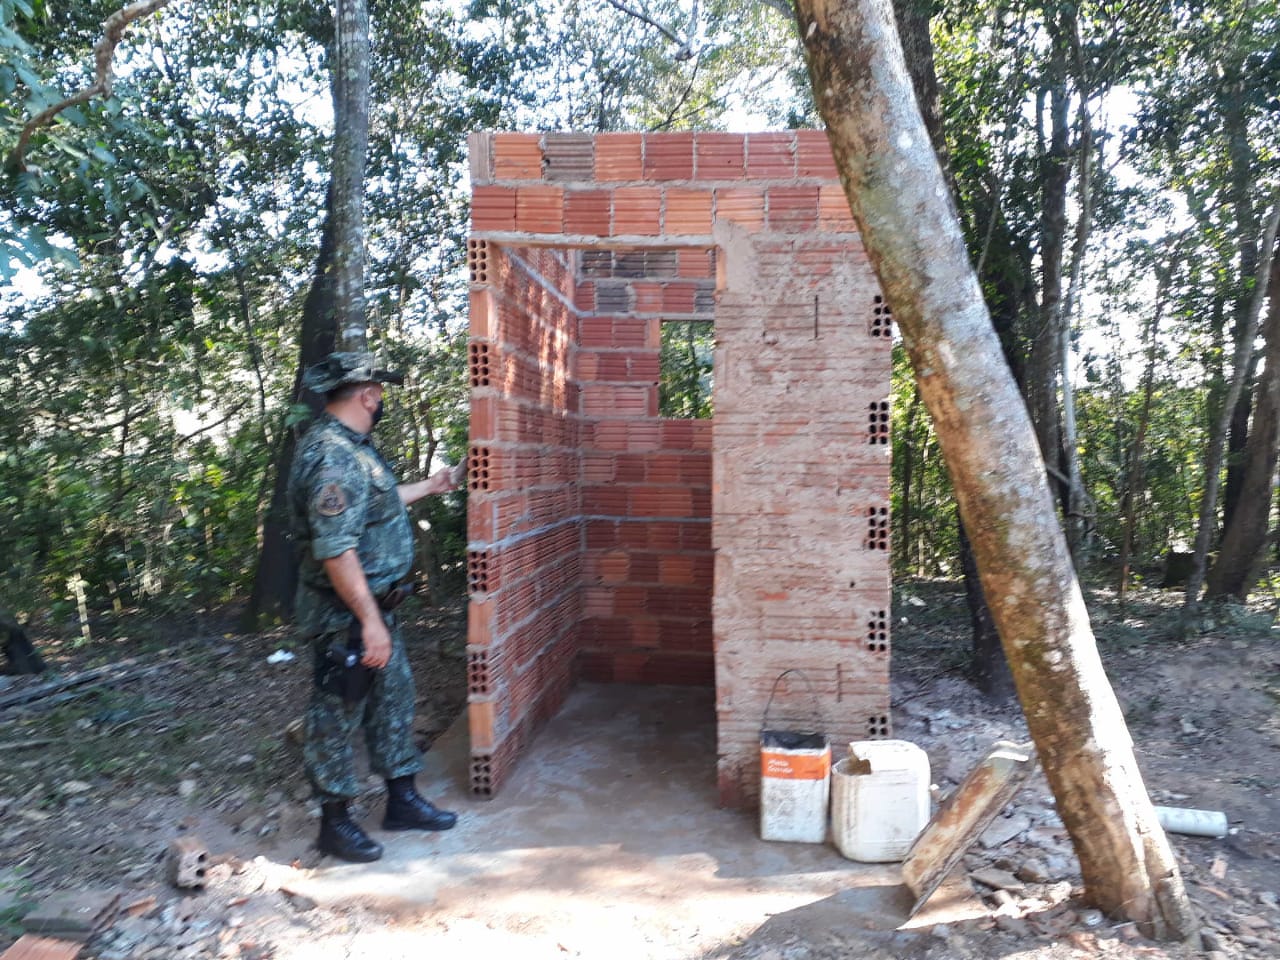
[758,670,831,844]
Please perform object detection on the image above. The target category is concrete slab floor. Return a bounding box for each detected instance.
[276,684,983,958]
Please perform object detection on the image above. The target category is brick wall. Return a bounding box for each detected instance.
[466,244,581,798]
[575,247,715,687]
[468,131,892,805]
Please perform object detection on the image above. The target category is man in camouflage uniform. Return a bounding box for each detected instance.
[289,351,460,862]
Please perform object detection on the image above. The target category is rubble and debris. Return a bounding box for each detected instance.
[166,837,210,891]
[19,889,119,942]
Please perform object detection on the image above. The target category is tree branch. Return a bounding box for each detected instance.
[603,0,689,53]
[7,0,172,172]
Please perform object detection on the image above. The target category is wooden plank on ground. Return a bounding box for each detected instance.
[0,934,83,960]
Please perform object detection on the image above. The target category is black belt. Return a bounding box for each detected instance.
[378,580,417,612]
[312,579,417,613]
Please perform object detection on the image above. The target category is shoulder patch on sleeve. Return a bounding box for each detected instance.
[314,482,348,517]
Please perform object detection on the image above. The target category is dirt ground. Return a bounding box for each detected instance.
[1,581,1278,959]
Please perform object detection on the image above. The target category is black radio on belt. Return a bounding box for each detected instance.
[317,620,375,703]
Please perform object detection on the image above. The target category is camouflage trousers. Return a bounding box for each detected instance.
[303,615,423,802]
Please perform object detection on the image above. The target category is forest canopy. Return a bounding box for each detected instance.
[2,0,1278,634]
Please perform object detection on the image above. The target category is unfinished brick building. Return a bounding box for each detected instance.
[465,130,891,807]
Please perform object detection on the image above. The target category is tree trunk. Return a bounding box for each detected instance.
[794,0,1196,938]
[1028,11,1071,515]
[1221,69,1261,535]
[1206,236,1280,600]
[242,188,342,629]
[243,0,372,628]
[1184,199,1280,618]
[959,520,1013,701]
[1060,105,1094,564]
[331,0,371,350]
[889,0,1013,693]
[1118,269,1165,603]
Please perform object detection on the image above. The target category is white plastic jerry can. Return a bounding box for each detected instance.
[831,739,931,862]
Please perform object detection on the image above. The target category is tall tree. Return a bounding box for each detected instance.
[1205,216,1280,599]
[793,0,1195,938]
[331,0,371,351]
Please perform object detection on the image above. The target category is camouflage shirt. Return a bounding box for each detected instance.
[288,412,414,636]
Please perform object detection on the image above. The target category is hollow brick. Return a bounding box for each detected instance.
[663,187,714,234]
[745,131,796,178]
[643,132,694,180]
[694,132,746,179]
[714,188,765,229]
[613,187,662,235]
[493,133,544,180]
[471,186,517,231]
[796,130,839,178]
[595,133,644,180]
[515,186,564,234]
[564,190,612,236]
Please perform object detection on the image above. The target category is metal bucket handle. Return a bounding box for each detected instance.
[761,668,825,736]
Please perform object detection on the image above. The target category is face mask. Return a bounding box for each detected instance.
[371,399,385,428]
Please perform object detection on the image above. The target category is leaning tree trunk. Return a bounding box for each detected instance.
[1206,234,1280,600]
[794,0,1196,938]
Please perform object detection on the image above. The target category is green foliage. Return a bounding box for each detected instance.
[890,344,957,577]
[659,320,713,419]
[7,0,1280,641]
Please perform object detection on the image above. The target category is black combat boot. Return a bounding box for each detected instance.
[318,801,383,862]
[382,776,458,831]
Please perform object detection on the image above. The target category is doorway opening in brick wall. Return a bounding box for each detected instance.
[464,131,892,806]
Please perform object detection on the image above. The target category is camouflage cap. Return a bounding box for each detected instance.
[302,351,405,394]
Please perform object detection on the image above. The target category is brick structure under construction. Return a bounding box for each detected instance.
[464,130,891,806]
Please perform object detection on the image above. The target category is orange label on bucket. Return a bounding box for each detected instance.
[761,750,831,781]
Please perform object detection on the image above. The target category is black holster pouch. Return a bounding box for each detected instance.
[315,620,375,703]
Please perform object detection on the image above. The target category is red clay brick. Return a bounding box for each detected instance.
[819,185,857,230]
[643,132,694,180]
[715,188,765,229]
[515,185,564,233]
[493,133,543,179]
[695,132,746,179]
[469,290,494,337]
[582,384,652,418]
[595,133,644,180]
[613,186,662,235]
[469,700,496,749]
[767,186,821,233]
[646,453,682,483]
[564,190,612,236]
[746,132,796,178]
[614,454,646,483]
[796,130,838,177]
[677,248,715,278]
[470,396,495,441]
[471,185,517,231]
[468,600,494,647]
[575,280,597,312]
[631,282,664,313]
[660,554,696,585]
[599,549,630,583]
[664,188,713,234]
[662,284,697,313]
